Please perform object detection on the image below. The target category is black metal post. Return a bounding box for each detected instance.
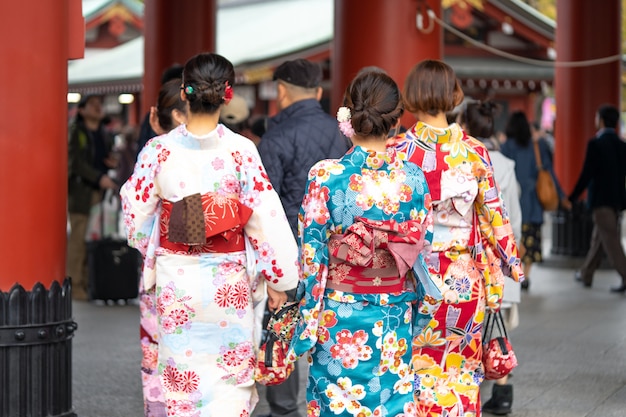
[0,279,77,417]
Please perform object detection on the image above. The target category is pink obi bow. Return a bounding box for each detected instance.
[329,217,427,278]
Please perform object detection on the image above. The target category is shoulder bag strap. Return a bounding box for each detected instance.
[532,140,543,170]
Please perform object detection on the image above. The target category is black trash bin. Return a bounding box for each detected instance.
[550,202,593,257]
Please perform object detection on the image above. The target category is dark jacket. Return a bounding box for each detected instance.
[569,128,626,211]
[67,121,112,214]
[257,99,350,236]
[501,138,565,224]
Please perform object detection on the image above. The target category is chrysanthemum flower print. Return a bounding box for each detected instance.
[330,329,373,369]
[325,377,367,415]
[220,174,240,194]
[166,399,198,417]
[413,324,446,348]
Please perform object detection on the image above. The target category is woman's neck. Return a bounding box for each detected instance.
[351,134,387,152]
[185,112,220,136]
[415,111,449,129]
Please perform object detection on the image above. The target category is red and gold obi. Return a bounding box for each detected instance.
[159,192,252,254]
[327,217,427,294]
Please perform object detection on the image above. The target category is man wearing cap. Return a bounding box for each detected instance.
[257,59,349,417]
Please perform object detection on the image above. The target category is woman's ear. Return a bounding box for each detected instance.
[171,109,187,127]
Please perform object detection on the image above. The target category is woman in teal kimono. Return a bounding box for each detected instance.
[286,71,440,417]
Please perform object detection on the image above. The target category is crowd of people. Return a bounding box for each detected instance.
[66,51,626,417]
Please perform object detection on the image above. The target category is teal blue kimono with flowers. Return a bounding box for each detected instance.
[285,146,441,417]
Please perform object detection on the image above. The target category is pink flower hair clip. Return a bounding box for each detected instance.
[336,106,355,138]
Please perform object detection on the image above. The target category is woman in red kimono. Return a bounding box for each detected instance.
[389,60,524,416]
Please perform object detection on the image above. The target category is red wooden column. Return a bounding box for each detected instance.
[332,0,443,118]
[554,0,621,193]
[0,1,83,416]
[142,0,217,115]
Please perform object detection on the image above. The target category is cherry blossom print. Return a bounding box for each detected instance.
[157,148,170,163]
[242,190,261,208]
[325,377,367,415]
[241,150,258,168]
[212,157,225,170]
[257,241,275,263]
[232,151,243,166]
[301,182,330,226]
[329,329,373,369]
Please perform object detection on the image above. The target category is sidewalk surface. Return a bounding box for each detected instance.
[72,222,626,417]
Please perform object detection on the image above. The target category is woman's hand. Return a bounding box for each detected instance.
[266,287,287,312]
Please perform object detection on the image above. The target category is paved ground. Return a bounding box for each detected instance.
[71,220,626,417]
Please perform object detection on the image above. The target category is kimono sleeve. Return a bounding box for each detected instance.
[473,145,524,310]
[119,139,164,257]
[288,165,332,359]
[240,144,299,292]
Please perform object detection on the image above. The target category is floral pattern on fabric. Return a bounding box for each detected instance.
[391,122,524,416]
[121,124,299,417]
[285,146,437,417]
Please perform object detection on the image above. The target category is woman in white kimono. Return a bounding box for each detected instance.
[121,53,299,417]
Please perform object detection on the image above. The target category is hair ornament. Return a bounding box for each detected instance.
[223,81,234,104]
[184,85,194,95]
[336,106,355,138]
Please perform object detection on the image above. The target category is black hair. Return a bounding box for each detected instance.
[462,101,497,139]
[343,71,404,138]
[182,53,235,114]
[157,78,186,131]
[505,111,532,147]
[161,64,184,85]
[597,104,620,129]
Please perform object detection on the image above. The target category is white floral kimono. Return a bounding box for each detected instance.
[120,124,299,417]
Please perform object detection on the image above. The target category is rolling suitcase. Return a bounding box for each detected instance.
[86,190,141,302]
[87,238,141,301]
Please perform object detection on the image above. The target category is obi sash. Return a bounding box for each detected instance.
[159,192,252,254]
[327,217,427,294]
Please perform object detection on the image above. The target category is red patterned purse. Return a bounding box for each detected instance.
[255,301,301,386]
[482,310,518,380]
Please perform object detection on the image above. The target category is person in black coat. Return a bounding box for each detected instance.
[569,104,626,293]
[256,59,350,417]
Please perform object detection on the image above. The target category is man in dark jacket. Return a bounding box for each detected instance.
[257,59,350,417]
[67,94,118,301]
[570,104,626,293]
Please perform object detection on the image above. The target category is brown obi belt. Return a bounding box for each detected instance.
[160,192,252,254]
[326,217,427,294]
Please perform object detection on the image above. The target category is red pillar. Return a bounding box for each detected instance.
[555,0,621,193]
[142,0,217,115]
[0,2,82,416]
[0,0,83,292]
[332,0,442,120]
